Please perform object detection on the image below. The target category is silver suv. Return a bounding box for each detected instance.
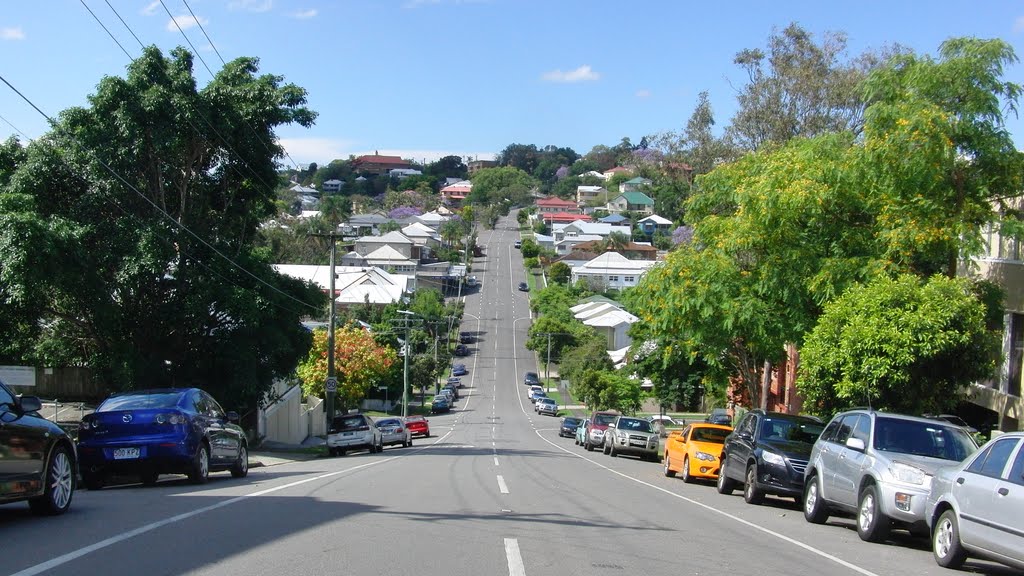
[603,416,660,461]
[803,410,977,542]
[327,413,383,456]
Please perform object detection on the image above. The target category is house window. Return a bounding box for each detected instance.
[624,276,635,283]
[608,275,619,282]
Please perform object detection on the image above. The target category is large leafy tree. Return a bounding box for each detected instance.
[297,327,397,409]
[468,166,536,206]
[0,47,322,411]
[799,274,1000,416]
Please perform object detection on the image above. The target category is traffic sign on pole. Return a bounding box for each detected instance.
[325,377,338,393]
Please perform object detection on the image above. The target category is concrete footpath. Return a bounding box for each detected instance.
[249,438,325,468]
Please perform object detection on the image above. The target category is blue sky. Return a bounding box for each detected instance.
[2,1,1023,168]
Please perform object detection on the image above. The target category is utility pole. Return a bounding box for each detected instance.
[310,232,349,428]
[393,310,421,418]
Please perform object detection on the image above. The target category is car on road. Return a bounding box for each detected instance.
[459,332,473,344]
[664,423,732,483]
[575,418,591,446]
[717,410,824,505]
[375,418,412,448]
[603,416,660,461]
[404,415,430,438]
[438,387,456,404]
[327,413,383,456]
[529,389,547,404]
[560,417,582,437]
[518,282,529,292]
[925,431,1024,571]
[452,363,468,376]
[583,411,620,451]
[454,344,469,356]
[430,395,451,414]
[803,409,977,543]
[442,382,460,400]
[446,377,463,389]
[466,275,478,287]
[706,408,732,426]
[514,240,522,249]
[536,398,558,416]
[523,372,540,386]
[0,378,77,515]
[78,388,248,489]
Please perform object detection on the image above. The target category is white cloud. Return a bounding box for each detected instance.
[291,9,318,19]
[229,0,273,12]
[279,138,496,165]
[1015,16,1024,33]
[1,27,25,40]
[635,89,651,98]
[166,14,208,32]
[541,65,600,83]
[141,1,161,16]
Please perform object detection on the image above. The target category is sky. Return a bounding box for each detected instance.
[1,1,1023,168]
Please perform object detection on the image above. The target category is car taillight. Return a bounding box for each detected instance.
[397,427,404,433]
[155,413,187,425]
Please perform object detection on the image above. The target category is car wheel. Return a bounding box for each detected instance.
[933,509,967,569]
[744,464,765,505]
[338,448,347,456]
[717,466,736,495]
[602,440,610,455]
[803,475,830,524]
[586,440,594,452]
[82,471,104,491]
[681,456,694,484]
[405,438,412,448]
[140,471,160,486]
[857,484,890,543]
[230,445,249,478]
[664,454,675,477]
[188,443,210,484]
[28,445,75,515]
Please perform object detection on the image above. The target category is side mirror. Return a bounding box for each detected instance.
[226,411,240,423]
[845,437,866,451]
[18,395,42,413]
[739,431,753,441]
[607,423,616,428]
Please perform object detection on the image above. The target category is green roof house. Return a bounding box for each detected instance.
[608,190,655,215]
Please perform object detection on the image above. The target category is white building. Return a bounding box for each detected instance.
[570,252,658,291]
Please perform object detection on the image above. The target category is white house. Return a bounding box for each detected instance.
[342,245,418,276]
[552,220,632,243]
[353,231,418,260]
[554,234,603,255]
[570,252,658,290]
[576,185,609,204]
[570,301,639,352]
[402,222,442,255]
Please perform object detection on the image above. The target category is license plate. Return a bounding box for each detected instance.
[114,447,140,460]
[630,440,645,447]
[343,432,353,436]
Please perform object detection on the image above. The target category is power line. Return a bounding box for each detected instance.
[102,0,144,49]
[0,112,32,141]
[0,72,322,313]
[78,0,133,60]
[181,0,224,66]
[158,0,215,78]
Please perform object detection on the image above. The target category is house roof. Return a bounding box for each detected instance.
[348,214,392,226]
[354,154,410,166]
[441,180,472,192]
[583,309,639,328]
[571,301,616,317]
[290,184,317,194]
[573,240,658,256]
[638,214,672,225]
[536,196,578,208]
[323,179,343,185]
[576,251,658,273]
[556,221,632,237]
[416,211,448,224]
[598,213,629,224]
[359,231,414,245]
[580,294,624,307]
[576,185,606,193]
[335,284,405,305]
[364,245,416,262]
[604,166,630,174]
[623,177,652,185]
[578,170,607,179]
[616,191,654,205]
[543,212,588,223]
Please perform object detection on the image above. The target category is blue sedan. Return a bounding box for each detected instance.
[77,388,248,489]
[451,364,468,376]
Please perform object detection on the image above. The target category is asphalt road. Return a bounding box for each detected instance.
[1,213,1017,576]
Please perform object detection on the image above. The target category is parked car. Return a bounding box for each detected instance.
[438,388,456,404]
[560,417,582,438]
[518,282,529,292]
[529,390,547,404]
[524,372,540,386]
[575,419,591,446]
[527,385,544,400]
[459,333,473,344]
[452,363,468,376]
[664,423,733,483]
[717,410,824,505]
[514,240,522,249]
[375,418,412,448]
[466,275,478,287]
[442,382,460,400]
[583,411,620,451]
[536,398,558,416]
[0,379,76,515]
[454,344,469,356]
[603,416,660,461]
[404,415,430,438]
[78,388,248,489]
[803,409,978,543]
[430,395,451,414]
[706,408,732,426]
[926,431,1023,571]
[326,413,383,456]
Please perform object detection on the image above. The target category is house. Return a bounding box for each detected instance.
[441,180,472,207]
[535,196,581,215]
[353,154,412,175]
[533,233,555,251]
[322,179,344,193]
[619,177,652,194]
[603,166,631,179]
[389,168,423,179]
[554,234,603,255]
[542,212,590,225]
[578,170,607,181]
[342,245,419,276]
[552,220,632,243]
[637,214,673,236]
[571,301,639,351]
[572,239,659,261]
[353,230,418,261]
[598,213,629,225]
[577,185,609,205]
[401,222,442,256]
[343,214,393,237]
[607,191,655,215]
[467,159,497,175]
[570,252,658,291]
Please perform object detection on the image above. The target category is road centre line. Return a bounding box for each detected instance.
[533,430,882,576]
[497,475,510,494]
[504,538,526,576]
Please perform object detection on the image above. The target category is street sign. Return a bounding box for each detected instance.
[325,377,338,392]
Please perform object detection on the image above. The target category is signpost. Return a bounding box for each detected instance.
[325,377,338,393]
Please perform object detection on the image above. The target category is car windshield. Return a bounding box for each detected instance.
[332,415,367,429]
[617,418,653,433]
[691,427,731,443]
[563,418,581,426]
[873,417,977,461]
[541,399,555,404]
[759,417,825,443]
[98,392,182,411]
[377,419,401,427]
[593,413,618,425]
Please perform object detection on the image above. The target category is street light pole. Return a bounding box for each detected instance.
[310,232,350,427]
[395,310,419,418]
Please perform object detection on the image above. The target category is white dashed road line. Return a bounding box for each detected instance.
[497,475,509,494]
[504,538,526,576]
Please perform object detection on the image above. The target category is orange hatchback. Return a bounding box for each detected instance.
[663,423,732,483]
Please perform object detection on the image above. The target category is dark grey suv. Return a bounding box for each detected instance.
[0,379,77,515]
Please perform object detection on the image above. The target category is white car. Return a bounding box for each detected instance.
[375,418,412,449]
[327,413,383,456]
[536,398,558,416]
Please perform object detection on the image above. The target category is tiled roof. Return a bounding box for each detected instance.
[354,154,410,165]
[536,197,577,207]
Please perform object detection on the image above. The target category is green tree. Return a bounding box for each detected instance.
[297,327,397,409]
[798,274,1000,416]
[519,238,540,258]
[468,166,537,206]
[516,210,528,227]
[559,334,614,384]
[571,369,641,413]
[0,47,321,411]
[548,261,571,285]
[526,313,590,365]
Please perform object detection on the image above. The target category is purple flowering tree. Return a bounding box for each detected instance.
[672,225,694,246]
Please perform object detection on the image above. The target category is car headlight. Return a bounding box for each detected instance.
[695,451,716,461]
[889,462,927,485]
[761,451,785,466]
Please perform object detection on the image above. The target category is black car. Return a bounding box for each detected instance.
[706,408,732,426]
[518,282,529,292]
[717,410,825,505]
[454,344,469,356]
[559,417,582,438]
[0,379,77,515]
[523,372,540,386]
[459,332,473,344]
